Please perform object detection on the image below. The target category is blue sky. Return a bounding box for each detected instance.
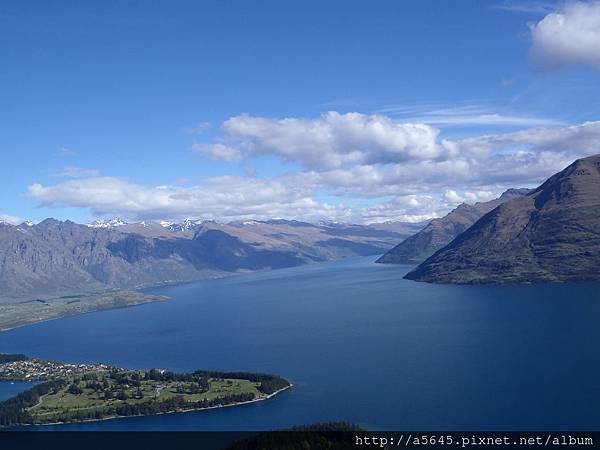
[1,0,600,224]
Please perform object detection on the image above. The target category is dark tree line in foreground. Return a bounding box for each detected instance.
[225,422,365,450]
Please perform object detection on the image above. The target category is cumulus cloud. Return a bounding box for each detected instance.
[215,111,453,169]
[306,119,600,196]
[530,1,600,71]
[193,143,243,161]
[28,176,316,222]
[351,195,454,224]
[443,190,498,205]
[25,175,461,224]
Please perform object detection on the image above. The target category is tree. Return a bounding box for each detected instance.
[68,384,82,395]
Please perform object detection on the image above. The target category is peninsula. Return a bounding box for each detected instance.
[0,354,291,427]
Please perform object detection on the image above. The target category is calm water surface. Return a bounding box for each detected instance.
[1,257,599,430]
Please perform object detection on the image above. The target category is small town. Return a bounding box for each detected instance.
[0,357,112,381]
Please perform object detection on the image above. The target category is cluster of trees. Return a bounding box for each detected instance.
[112,392,255,418]
[193,370,290,395]
[144,368,209,383]
[257,377,289,395]
[0,379,66,426]
[67,383,83,395]
[175,379,209,395]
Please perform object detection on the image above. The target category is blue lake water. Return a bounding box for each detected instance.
[0,381,38,402]
[1,256,599,431]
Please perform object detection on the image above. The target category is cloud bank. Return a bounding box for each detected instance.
[27,112,600,224]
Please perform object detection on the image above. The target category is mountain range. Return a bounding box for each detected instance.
[0,217,423,302]
[376,188,531,264]
[405,154,600,284]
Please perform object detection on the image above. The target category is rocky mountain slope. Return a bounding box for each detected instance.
[405,154,600,284]
[376,188,530,264]
[0,218,418,302]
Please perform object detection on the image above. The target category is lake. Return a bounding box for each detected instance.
[1,256,599,430]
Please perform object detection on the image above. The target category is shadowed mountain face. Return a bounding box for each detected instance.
[405,154,600,284]
[376,188,531,264]
[0,219,416,302]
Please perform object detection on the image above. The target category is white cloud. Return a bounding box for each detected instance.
[217,111,449,169]
[495,1,558,14]
[193,143,243,161]
[27,176,316,222]
[443,190,498,205]
[353,195,450,224]
[0,214,25,225]
[412,113,561,127]
[457,121,600,175]
[376,103,560,128]
[26,175,460,224]
[53,166,100,178]
[530,1,600,71]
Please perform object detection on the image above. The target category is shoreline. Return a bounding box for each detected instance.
[0,256,359,334]
[14,384,293,428]
[0,291,172,333]
[0,267,280,334]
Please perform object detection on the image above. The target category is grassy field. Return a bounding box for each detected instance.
[27,372,263,423]
[0,291,170,332]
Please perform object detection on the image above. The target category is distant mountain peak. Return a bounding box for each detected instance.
[87,218,128,228]
[167,218,214,232]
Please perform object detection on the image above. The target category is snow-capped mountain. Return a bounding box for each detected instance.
[87,218,128,228]
[167,218,213,232]
[318,219,343,227]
